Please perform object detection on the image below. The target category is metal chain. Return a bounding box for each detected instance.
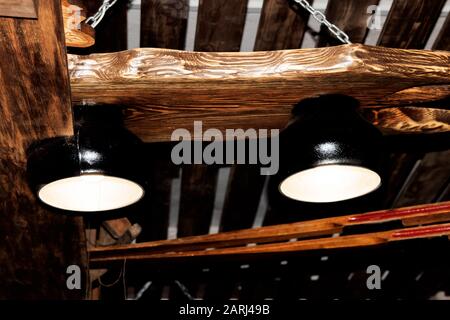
[292,0,352,44]
[85,0,119,28]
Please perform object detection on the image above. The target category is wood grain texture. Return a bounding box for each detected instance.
[140,0,188,49]
[254,0,312,51]
[89,201,450,259]
[68,44,450,142]
[62,0,95,48]
[378,0,446,49]
[0,0,37,18]
[364,107,450,134]
[0,0,86,299]
[318,0,379,46]
[194,0,247,52]
[433,13,450,51]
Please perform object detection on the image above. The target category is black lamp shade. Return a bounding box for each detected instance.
[277,94,383,203]
[27,105,146,212]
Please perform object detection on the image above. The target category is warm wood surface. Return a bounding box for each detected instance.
[89,201,450,262]
[194,0,247,52]
[62,0,95,48]
[254,0,311,51]
[378,0,446,49]
[0,0,86,298]
[90,220,450,265]
[140,0,188,49]
[0,0,37,18]
[318,0,379,46]
[68,44,450,142]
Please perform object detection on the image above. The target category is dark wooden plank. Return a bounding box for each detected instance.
[0,0,86,299]
[395,150,450,207]
[0,0,37,18]
[254,0,312,51]
[194,0,247,52]
[318,0,379,47]
[140,0,188,49]
[219,164,265,231]
[68,45,450,142]
[433,13,450,51]
[378,0,446,49]
[178,164,219,237]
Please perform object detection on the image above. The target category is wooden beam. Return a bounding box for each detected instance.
[89,201,450,260]
[0,0,37,18]
[0,0,86,298]
[318,0,379,46]
[254,0,311,51]
[194,0,247,52]
[140,0,188,49]
[68,44,450,142]
[378,0,446,49]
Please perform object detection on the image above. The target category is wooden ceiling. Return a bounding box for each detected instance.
[0,0,449,300]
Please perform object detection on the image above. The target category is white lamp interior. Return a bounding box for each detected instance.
[38,174,144,212]
[279,165,381,203]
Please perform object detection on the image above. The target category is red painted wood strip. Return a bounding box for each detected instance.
[392,224,450,238]
[348,202,450,223]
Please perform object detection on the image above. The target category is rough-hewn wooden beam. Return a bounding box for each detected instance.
[68,44,450,142]
[0,0,86,299]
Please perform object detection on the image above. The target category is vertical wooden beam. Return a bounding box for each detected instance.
[140,0,188,49]
[378,0,446,49]
[220,164,265,231]
[194,0,248,51]
[317,0,379,47]
[0,0,86,299]
[178,164,218,237]
[254,0,312,51]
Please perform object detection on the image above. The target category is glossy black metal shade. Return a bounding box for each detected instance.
[276,94,384,203]
[27,105,146,213]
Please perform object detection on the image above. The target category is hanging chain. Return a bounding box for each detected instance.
[85,0,119,28]
[292,0,352,44]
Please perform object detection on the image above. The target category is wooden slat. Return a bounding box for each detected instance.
[89,201,450,260]
[178,164,218,237]
[433,13,450,51]
[220,164,265,231]
[378,0,446,49]
[0,0,86,298]
[254,0,312,51]
[90,222,450,264]
[194,0,248,52]
[0,0,37,18]
[68,45,450,142]
[317,0,379,47]
[140,0,188,49]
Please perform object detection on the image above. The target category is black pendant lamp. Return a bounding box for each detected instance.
[277,94,383,203]
[27,105,145,213]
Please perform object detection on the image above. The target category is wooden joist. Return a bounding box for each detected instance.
[89,201,450,265]
[0,0,86,299]
[0,0,37,18]
[68,44,450,142]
